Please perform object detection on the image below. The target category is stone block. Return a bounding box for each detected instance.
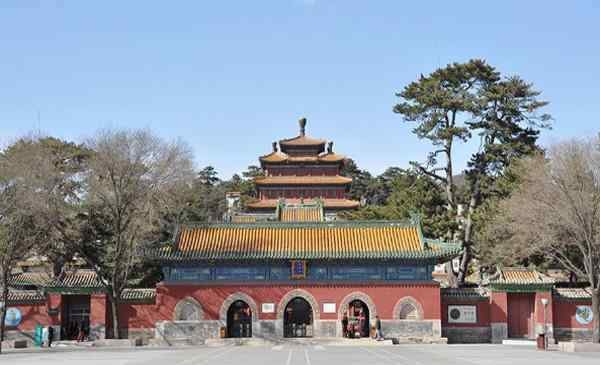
[93,339,132,347]
[554,328,593,342]
[559,342,600,352]
[442,327,491,344]
[490,323,507,344]
[258,320,276,338]
[155,320,221,344]
[13,340,28,349]
[317,320,337,337]
[382,320,434,338]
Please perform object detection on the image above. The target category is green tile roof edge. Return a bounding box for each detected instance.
[143,245,462,262]
[179,219,420,229]
[487,283,555,292]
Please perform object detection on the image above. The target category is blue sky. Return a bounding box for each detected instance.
[1,1,598,178]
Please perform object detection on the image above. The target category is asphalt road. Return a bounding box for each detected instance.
[3,344,600,365]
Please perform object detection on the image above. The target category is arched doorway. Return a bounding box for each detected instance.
[226,300,252,338]
[343,300,370,338]
[284,297,313,338]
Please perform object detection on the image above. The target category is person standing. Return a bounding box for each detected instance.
[341,313,348,338]
[47,326,54,348]
[375,315,383,341]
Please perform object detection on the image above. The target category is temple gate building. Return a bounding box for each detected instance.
[1,118,597,346]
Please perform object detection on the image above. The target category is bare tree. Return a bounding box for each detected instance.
[36,129,194,339]
[489,139,600,343]
[0,141,47,353]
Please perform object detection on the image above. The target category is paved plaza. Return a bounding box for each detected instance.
[3,344,599,365]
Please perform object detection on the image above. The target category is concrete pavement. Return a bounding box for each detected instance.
[2,344,599,365]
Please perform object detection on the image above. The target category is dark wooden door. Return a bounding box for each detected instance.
[507,293,534,338]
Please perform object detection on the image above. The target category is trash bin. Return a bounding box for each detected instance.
[220,326,226,338]
[537,334,545,350]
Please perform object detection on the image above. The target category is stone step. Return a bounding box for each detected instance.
[502,339,536,346]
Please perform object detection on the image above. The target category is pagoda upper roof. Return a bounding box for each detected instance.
[247,198,360,209]
[144,219,462,262]
[279,134,326,147]
[254,175,352,186]
[259,151,345,164]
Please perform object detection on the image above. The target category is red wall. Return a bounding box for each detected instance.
[5,303,52,331]
[118,302,159,329]
[553,300,594,329]
[6,294,62,331]
[154,283,441,321]
[441,300,490,328]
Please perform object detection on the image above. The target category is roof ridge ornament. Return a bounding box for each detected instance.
[272,141,278,152]
[299,117,307,136]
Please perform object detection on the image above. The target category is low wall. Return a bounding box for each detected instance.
[155,320,221,344]
[554,328,594,342]
[443,326,491,343]
[383,320,439,338]
[441,296,491,343]
[3,330,36,345]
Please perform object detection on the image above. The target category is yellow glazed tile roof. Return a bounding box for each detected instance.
[553,287,593,300]
[9,271,53,287]
[485,267,555,287]
[177,224,422,258]
[260,152,345,164]
[259,152,289,163]
[279,135,326,146]
[254,175,352,185]
[279,205,323,222]
[231,215,258,223]
[146,221,462,261]
[54,270,104,288]
[260,153,345,163]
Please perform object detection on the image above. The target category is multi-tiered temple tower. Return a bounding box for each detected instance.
[246,118,359,220]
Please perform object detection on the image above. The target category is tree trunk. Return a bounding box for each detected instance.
[110,293,120,339]
[457,177,481,285]
[457,244,472,285]
[593,288,600,343]
[0,285,9,354]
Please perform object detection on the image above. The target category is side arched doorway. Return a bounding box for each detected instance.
[226,300,252,338]
[284,297,314,338]
[343,300,370,338]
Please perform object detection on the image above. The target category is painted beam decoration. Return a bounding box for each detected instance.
[291,260,307,279]
[448,305,477,323]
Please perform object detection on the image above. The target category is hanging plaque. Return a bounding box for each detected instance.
[291,260,307,279]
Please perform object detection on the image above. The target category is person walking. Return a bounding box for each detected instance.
[375,315,383,341]
[47,326,54,348]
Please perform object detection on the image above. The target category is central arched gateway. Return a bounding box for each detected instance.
[344,299,370,338]
[284,297,313,338]
[338,291,377,338]
[226,300,252,338]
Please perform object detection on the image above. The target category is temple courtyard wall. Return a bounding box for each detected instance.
[3,284,596,345]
